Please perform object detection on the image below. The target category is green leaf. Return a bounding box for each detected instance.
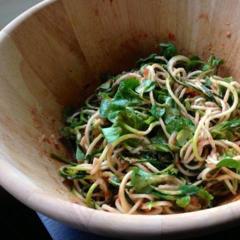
[114,77,141,103]
[99,98,126,122]
[176,195,191,208]
[180,185,199,195]
[211,119,240,140]
[150,135,171,153]
[160,42,177,59]
[102,125,123,143]
[131,167,152,192]
[165,116,194,134]
[217,158,240,170]
[119,108,147,130]
[197,188,214,202]
[202,55,223,72]
[180,185,213,202]
[150,104,166,119]
[76,146,85,161]
[135,79,155,94]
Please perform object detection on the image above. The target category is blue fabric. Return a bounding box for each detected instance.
[37,213,113,240]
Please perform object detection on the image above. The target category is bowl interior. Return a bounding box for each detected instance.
[1,0,240,235]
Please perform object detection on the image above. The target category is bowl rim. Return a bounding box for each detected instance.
[0,0,240,237]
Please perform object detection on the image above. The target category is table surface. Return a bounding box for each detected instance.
[1,1,240,240]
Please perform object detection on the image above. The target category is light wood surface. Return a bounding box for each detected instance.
[0,0,240,238]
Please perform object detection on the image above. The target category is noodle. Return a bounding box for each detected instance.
[57,43,240,215]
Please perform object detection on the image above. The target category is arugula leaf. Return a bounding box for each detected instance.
[202,55,223,72]
[160,43,177,59]
[150,104,166,119]
[102,124,123,143]
[197,188,214,202]
[150,135,171,153]
[76,146,85,161]
[180,185,199,195]
[165,116,194,134]
[120,108,147,130]
[176,195,191,208]
[180,185,213,202]
[154,89,172,104]
[131,167,153,192]
[217,158,240,170]
[211,119,240,140]
[100,98,127,122]
[135,79,155,95]
[114,77,141,103]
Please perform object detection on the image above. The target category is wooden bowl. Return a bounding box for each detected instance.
[1,0,240,238]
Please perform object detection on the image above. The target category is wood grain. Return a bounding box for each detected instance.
[0,0,240,238]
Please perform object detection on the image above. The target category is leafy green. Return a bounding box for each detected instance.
[76,146,85,161]
[114,77,141,103]
[165,116,194,134]
[217,158,240,170]
[160,43,177,59]
[102,124,123,143]
[150,104,165,119]
[150,135,171,153]
[131,167,153,192]
[180,185,213,202]
[202,55,223,72]
[197,188,214,202]
[176,195,191,208]
[135,79,155,94]
[100,77,141,122]
[180,184,199,195]
[100,98,127,122]
[211,119,240,140]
